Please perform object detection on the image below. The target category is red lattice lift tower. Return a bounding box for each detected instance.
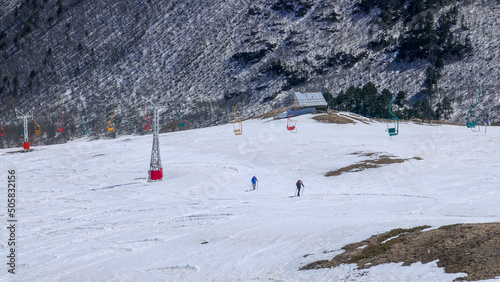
[143,98,163,182]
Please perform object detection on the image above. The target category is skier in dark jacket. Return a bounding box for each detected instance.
[251,176,258,190]
[296,180,304,196]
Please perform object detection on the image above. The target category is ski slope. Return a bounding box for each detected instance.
[2,114,499,282]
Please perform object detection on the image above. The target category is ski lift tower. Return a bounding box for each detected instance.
[143,97,164,182]
[16,108,34,151]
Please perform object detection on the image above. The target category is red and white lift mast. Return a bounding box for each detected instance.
[143,98,163,182]
[15,108,34,152]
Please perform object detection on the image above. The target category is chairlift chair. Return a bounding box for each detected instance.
[387,121,399,136]
[178,102,187,127]
[143,106,151,130]
[108,110,115,133]
[287,118,297,133]
[35,116,41,135]
[466,87,481,132]
[386,96,399,136]
[466,114,480,132]
[287,100,298,133]
[233,105,242,135]
[0,121,4,136]
[58,113,64,132]
[82,115,89,135]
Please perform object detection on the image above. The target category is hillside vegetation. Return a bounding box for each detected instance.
[1,0,499,148]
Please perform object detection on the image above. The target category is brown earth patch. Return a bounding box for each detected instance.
[313,114,356,124]
[408,119,464,126]
[428,120,464,126]
[254,106,293,119]
[338,113,372,124]
[326,154,421,176]
[350,152,377,157]
[7,149,35,153]
[301,222,500,281]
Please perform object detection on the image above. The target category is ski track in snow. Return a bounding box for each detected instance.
[1,114,500,281]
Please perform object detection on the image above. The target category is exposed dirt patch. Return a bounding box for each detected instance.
[7,149,35,153]
[301,222,500,281]
[338,113,373,124]
[350,152,376,157]
[427,120,464,126]
[407,119,464,126]
[254,106,293,119]
[326,153,422,176]
[313,113,356,124]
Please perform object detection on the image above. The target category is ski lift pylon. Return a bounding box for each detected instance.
[82,115,89,135]
[35,116,41,135]
[178,102,187,127]
[108,110,115,133]
[287,100,298,133]
[233,105,242,135]
[386,96,399,136]
[466,87,481,132]
[143,105,151,130]
[15,108,34,151]
[0,120,4,137]
[58,113,64,132]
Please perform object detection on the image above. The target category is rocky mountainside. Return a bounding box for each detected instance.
[1,0,499,148]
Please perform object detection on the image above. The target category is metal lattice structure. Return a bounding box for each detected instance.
[148,106,163,181]
[143,98,164,182]
[15,108,34,151]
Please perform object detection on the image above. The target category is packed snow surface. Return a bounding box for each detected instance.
[2,114,499,281]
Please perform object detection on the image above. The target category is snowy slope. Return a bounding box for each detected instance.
[1,114,500,281]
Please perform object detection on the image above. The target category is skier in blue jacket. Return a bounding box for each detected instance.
[251,176,258,190]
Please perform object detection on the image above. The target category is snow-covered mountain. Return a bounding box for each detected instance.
[2,113,499,281]
[1,0,499,148]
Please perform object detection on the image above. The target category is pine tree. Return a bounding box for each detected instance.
[395,90,406,107]
[421,98,436,123]
[322,92,335,109]
[440,96,453,120]
[379,88,393,118]
[412,100,422,120]
[435,102,443,120]
[424,66,439,102]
